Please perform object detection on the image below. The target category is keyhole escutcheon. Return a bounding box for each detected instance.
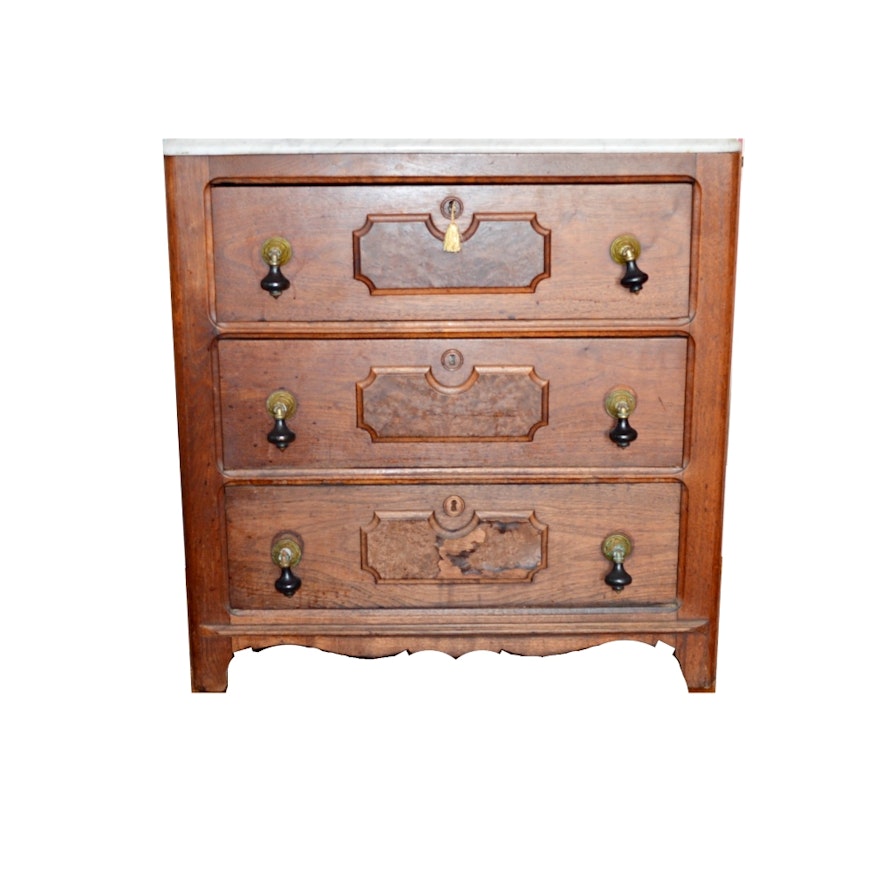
[443,495,465,516]
[441,349,464,371]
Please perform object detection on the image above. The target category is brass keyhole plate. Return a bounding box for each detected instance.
[443,495,466,517]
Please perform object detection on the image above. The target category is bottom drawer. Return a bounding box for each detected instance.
[225,482,682,610]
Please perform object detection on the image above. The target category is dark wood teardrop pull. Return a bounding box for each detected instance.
[610,234,649,293]
[605,388,638,448]
[266,390,297,450]
[260,237,292,297]
[275,566,302,597]
[603,533,633,592]
[271,533,304,597]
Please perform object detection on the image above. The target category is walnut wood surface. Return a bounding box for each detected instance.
[356,363,548,442]
[225,482,681,609]
[353,212,550,293]
[211,183,692,323]
[165,147,740,692]
[218,337,687,470]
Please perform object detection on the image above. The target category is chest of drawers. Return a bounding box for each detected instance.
[164,139,741,692]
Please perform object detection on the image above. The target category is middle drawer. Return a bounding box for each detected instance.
[218,337,687,471]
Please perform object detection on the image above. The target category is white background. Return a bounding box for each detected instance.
[4,2,876,876]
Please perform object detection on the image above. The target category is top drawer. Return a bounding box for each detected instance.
[210,183,693,324]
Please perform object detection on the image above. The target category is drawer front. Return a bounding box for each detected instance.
[226,482,681,609]
[211,183,692,323]
[218,337,687,470]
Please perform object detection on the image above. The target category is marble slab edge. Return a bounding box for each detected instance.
[163,138,743,156]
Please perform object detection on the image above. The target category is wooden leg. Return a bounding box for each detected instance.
[675,630,717,693]
[190,634,234,693]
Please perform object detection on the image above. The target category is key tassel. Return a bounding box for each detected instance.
[443,204,461,253]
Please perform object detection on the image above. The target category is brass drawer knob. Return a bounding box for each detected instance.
[266,389,297,450]
[604,387,638,448]
[260,236,292,297]
[610,234,649,293]
[602,533,633,591]
[271,532,304,597]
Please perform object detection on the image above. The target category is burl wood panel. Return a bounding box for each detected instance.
[357,365,548,442]
[361,510,548,583]
[218,336,687,470]
[225,481,682,609]
[210,183,692,323]
[353,213,550,293]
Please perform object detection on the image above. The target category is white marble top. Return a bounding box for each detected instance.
[163,138,742,156]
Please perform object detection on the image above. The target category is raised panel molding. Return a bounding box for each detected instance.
[356,365,549,442]
[353,213,551,294]
[361,509,549,583]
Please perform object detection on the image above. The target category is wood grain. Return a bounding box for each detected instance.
[354,212,550,293]
[210,182,692,323]
[166,146,740,692]
[225,481,682,609]
[218,337,687,470]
